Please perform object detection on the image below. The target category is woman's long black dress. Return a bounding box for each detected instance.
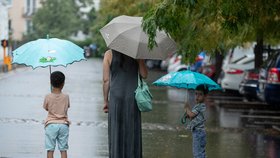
[108,50,142,158]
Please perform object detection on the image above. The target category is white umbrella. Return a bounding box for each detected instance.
[100,15,177,60]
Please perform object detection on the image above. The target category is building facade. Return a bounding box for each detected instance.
[8,0,42,41]
[8,0,99,42]
[0,0,10,61]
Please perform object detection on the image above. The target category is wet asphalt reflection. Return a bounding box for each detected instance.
[0,58,279,158]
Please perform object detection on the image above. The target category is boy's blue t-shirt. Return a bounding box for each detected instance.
[187,103,206,131]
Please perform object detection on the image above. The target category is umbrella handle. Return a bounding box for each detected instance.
[49,66,52,92]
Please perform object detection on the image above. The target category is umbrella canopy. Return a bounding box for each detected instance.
[12,38,85,69]
[100,15,177,60]
[153,70,221,91]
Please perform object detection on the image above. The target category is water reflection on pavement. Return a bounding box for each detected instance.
[144,70,280,158]
[0,58,279,158]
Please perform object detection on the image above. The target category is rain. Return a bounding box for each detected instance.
[0,58,279,157]
[1,0,280,158]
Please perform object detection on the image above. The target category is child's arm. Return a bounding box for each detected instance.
[185,102,197,119]
[43,97,48,111]
[67,95,70,108]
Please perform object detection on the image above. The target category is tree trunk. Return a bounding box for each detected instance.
[254,37,263,68]
[214,50,224,82]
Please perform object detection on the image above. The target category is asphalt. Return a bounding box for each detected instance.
[0,58,109,158]
[0,58,280,158]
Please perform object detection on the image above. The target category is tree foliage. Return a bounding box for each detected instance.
[143,0,280,65]
[220,0,280,43]
[220,0,280,67]
[27,0,93,40]
[143,0,229,62]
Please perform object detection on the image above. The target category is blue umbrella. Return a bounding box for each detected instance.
[12,37,85,69]
[153,70,221,91]
[12,36,86,91]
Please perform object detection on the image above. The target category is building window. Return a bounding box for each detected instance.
[26,0,31,15]
[25,0,37,15]
[26,20,33,33]
[6,0,12,6]
[32,0,36,13]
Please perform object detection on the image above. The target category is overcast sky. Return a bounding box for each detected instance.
[93,0,100,10]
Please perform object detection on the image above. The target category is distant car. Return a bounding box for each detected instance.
[220,44,255,92]
[146,60,162,69]
[160,59,168,71]
[84,46,91,58]
[221,54,255,91]
[257,51,280,105]
[160,53,175,71]
[239,68,260,101]
[167,53,188,73]
[201,55,216,79]
[202,64,215,78]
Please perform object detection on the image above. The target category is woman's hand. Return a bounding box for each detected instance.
[103,102,109,113]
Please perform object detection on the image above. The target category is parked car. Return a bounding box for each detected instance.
[167,53,188,73]
[220,44,255,92]
[202,64,215,79]
[257,51,280,105]
[221,54,255,91]
[201,55,216,79]
[160,53,176,71]
[83,46,91,58]
[239,68,260,101]
[146,59,162,69]
[146,52,177,71]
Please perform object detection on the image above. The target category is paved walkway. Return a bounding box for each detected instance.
[0,58,279,158]
[0,58,109,157]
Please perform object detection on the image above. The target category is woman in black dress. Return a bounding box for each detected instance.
[102,49,148,158]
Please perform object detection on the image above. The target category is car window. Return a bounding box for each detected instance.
[232,56,247,64]
[235,56,254,64]
[267,53,279,68]
[276,54,280,68]
[242,59,254,65]
[259,49,280,72]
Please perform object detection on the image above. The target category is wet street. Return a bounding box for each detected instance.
[0,58,280,158]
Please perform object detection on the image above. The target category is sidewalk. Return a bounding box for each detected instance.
[0,58,109,158]
[0,61,24,76]
[0,60,4,73]
[0,58,279,158]
[0,60,11,73]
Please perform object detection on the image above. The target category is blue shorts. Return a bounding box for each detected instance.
[45,124,69,151]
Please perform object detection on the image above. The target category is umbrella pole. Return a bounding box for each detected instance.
[49,66,52,92]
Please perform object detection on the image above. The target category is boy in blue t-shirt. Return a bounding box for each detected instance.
[184,84,207,158]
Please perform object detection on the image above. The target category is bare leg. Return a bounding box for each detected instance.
[47,151,54,158]
[61,151,67,158]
